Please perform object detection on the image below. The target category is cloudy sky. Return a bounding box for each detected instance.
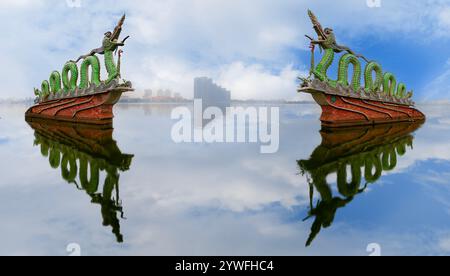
[1,0,450,101]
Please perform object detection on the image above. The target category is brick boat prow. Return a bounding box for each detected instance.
[299,79,425,128]
[26,81,133,125]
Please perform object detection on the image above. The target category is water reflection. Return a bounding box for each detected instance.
[298,122,423,247]
[26,119,134,243]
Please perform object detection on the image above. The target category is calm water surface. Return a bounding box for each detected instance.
[0,102,450,256]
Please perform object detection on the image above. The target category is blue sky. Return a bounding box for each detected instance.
[1,0,450,101]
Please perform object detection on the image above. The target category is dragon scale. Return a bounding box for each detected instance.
[35,51,119,100]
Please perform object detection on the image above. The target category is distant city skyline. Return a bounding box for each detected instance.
[141,88,183,99]
[121,87,187,103]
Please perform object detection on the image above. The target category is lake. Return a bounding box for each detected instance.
[0,102,449,256]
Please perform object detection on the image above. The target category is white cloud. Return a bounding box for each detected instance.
[0,0,43,8]
[438,6,450,31]
[439,236,450,252]
[308,0,450,39]
[125,57,310,100]
[217,62,310,101]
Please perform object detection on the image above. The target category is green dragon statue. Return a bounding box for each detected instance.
[34,15,131,101]
[303,10,413,100]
